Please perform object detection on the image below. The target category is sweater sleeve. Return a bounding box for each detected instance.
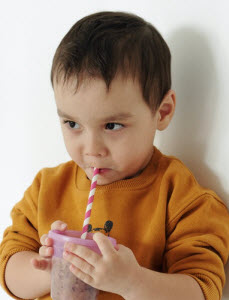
[0,170,42,300]
[163,193,229,300]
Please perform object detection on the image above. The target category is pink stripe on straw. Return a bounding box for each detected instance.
[85,210,91,219]
[81,167,100,239]
[90,181,97,190]
[87,197,94,204]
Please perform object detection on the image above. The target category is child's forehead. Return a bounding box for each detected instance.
[54,73,141,98]
[53,74,153,122]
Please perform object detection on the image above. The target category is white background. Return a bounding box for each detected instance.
[0,1,229,299]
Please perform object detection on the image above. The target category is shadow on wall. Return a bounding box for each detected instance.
[155,27,229,297]
[156,27,229,203]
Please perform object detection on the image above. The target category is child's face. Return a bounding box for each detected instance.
[54,74,160,185]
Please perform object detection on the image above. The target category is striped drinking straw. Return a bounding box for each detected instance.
[81,167,100,239]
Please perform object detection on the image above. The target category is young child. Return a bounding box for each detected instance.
[1,11,229,300]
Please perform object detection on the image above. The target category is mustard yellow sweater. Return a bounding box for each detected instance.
[0,146,229,300]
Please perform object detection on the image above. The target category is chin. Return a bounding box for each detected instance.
[96,180,109,186]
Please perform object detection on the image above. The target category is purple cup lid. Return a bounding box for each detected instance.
[48,230,117,257]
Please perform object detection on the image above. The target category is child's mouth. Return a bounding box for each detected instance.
[90,167,111,174]
[99,168,110,174]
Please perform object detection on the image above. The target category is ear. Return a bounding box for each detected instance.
[156,89,176,131]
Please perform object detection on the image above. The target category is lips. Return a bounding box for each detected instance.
[89,167,108,170]
[90,167,110,173]
[98,168,110,174]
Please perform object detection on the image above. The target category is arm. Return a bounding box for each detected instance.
[0,170,46,299]
[5,251,51,299]
[123,267,205,300]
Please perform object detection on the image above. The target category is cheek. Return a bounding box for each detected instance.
[121,130,150,150]
[112,142,141,164]
[61,131,79,156]
[117,132,154,159]
[62,131,72,149]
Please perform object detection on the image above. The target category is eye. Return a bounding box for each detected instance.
[62,120,124,131]
[105,123,124,130]
[63,120,80,129]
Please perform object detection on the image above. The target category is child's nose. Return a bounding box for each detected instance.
[84,134,107,157]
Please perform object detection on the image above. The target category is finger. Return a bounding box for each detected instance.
[39,245,54,257]
[64,242,100,266]
[63,250,95,275]
[92,232,117,258]
[40,234,53,247]
[31,258,50,270]
[40,234,47,244]
[69,264,94,287]
[51,220,68,231]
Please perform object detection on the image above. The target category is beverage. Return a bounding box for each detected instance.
[48,230,117,300]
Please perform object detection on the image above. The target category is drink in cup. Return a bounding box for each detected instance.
[48,229,117,300]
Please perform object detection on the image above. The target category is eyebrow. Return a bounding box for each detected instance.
[57,109,135,122]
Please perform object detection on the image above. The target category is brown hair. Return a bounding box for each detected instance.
[50,11,171,113]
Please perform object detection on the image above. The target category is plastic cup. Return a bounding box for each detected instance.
[48,230,117,300]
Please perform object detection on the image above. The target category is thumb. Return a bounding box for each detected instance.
[93,232,117,256]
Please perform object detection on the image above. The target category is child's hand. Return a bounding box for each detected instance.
[30,220,68,273]
[63,232,142,297]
